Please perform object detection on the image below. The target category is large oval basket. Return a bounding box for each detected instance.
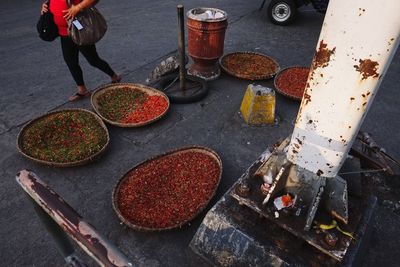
[91,83,170,127]
[112,146,222,231]
[220,51,280,80]
[17,108,109,167]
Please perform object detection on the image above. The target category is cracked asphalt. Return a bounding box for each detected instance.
[1,0,399,266]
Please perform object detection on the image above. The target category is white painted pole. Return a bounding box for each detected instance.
[287,0,400,178]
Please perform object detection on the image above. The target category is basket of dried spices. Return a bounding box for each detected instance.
[112,146,222,231]
[220,51,280,80]
[17,109,109,167]
[91,83,170,127]
[274,66,310,101]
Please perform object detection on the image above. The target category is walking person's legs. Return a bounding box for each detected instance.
[60,37,91,101]
[79,44,121,83]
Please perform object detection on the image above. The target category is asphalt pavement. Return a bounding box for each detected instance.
[0,0,399,266]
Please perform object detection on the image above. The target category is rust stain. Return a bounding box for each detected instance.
[354,59,379,80]
[313,40,336,69]
[304,93,312,105]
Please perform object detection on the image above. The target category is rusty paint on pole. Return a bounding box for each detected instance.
[287,0,400,177]
[16,170,134,267]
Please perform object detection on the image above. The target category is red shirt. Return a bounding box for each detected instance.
[49,0,81,36]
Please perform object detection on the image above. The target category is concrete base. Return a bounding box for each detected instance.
[190,154,377,266]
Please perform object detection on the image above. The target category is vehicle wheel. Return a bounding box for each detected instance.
[267,0,297,26]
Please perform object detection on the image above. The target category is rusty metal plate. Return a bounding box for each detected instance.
[17,108,109,167]
[91,83,170,128]
[230,148,362,262]
[112,146,222,231]
[220,51,280,80]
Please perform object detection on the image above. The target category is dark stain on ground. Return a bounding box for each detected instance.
[354,59,379,80]
[317,169,324,176]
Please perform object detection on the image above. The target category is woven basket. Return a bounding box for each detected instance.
[220,51,280,80]
[16,108,109,167]
[112,146,222,231]
[274,66,310,101]
[91,83,170,127]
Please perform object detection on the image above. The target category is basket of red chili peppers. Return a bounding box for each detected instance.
[274,66,310,101]
[17,109,109,167]
[91,83,170,127]
[112,146,222,231]
[220,51,280,80]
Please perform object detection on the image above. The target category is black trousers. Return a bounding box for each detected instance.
[60,36,115,86]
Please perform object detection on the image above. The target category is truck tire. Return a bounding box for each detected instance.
[268,0,297,26]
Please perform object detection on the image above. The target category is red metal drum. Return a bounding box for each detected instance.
[187,8,228,81]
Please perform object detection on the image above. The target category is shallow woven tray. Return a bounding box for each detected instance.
[112,146,222,231]
[91,83,170,127]
[220,51,280,80]
[274,66,310,101]
[17,108,109,167]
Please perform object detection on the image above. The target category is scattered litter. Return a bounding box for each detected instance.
[337,226,355,239]
[324,232,338,247]
[295,208,302,216]
[273,194,295,210]
[247,141,251,145]
[274,211,279,218]
[314,220,355,239]
[263,168,274,184]
[146,55,180,84]
[260,183,270,195]
[316,220,337,230]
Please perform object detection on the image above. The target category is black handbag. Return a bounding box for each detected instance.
[67,0,107,46]
[36,1,59,42]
